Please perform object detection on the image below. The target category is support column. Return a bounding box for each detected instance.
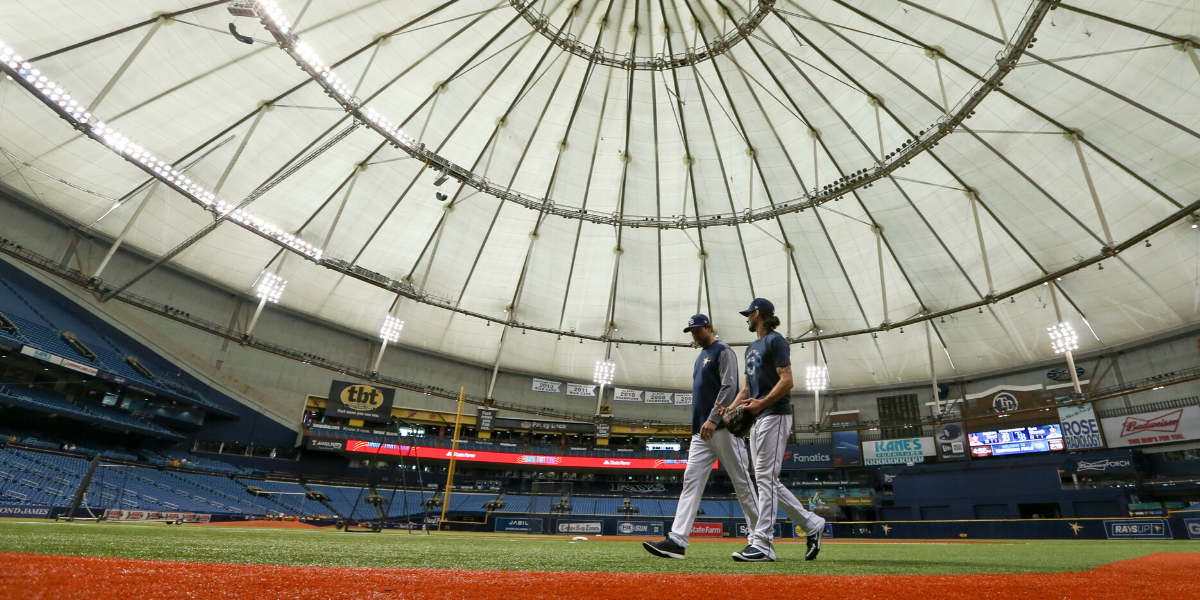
[244,296,269,338]
[1185,41,1200,77]
[927,48,950,114]
[925,319,939,414]
[1067,131,1114,248]
[213,103,272,194]
[784,243,793,338]
[808,127,820,191]
[89,16,167,112]
[989,0,1009,43]
[873,224,888,325]
[93,181,161,279]
[371,296,403,374]
[696,251,707,314]
[868,95,885,159]
[967,189,995,295]
[352,35,390,97]
[322,163,367,254]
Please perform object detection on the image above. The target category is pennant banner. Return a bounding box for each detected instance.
[645,391,673,404]
[613,388,643,402]
[566,383,596,397]
[531,378,562,393]
[674,393,693,406]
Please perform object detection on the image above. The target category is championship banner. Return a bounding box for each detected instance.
[532,378,562,393]
[325,380,395,422]
[645,391,673,404]
[674,393,693,406]
[1100,405,1200,448]
[566,383,596,397]
[1058,403,1105,450]
[613,388,643,402]
[861,438,935,466]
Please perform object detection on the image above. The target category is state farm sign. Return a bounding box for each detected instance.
[690,522,724,537]
[1100,405,1200,448]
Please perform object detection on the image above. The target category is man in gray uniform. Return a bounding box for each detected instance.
[723,298,826,562]
[643,314,759,559]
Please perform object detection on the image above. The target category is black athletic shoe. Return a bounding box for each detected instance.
[732,545,774,562]
[805,528,823,561]
[643,538,686,559]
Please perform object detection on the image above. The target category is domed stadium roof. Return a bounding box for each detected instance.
[1,0,1197,389]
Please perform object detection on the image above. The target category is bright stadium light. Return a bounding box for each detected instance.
[594,360,616,386]
[379,315,404,343]
[255,272,287,303]
[806,365,828,391]
[1048,322,1082,394]
[245,272,285,338]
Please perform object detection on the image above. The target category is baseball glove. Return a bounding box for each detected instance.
[723,405,756,438]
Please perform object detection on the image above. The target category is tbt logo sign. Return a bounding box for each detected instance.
[326,380,396,422]
[341,385,385,410]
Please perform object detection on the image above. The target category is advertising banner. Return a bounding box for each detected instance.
[1185,519,1200,540]
[325,380,395,422]
[493,418,592,433]
[794,523,834,539]
[862,438,935,466]
[556,521,603,534]
[737,522,781,538]
[674,393,692,406]
[617,521,664,536]
[935,422,968,460]
[831,430,862,467]
[613,388,643,402]
[495,517,543,533]
[594,423,610,439]
[0,505,55,517]
[59,358,98,376]
[781,444,833,469]
[645,391,673,404]
[690,522,723,537]
[532,378,562,393]
[307,438,346,451]
[1061,457,1134,473]
[1100,405,1200,448]
[566,383,596,397]
[1058,403,1105,450]
[1103,519,1171,540]
[477,409,496,432]
[339,439,715,470]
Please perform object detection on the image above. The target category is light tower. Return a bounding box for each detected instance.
[1048,322,1081,394]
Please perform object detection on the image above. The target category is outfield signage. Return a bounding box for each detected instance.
[307,438,346,451]
[781,444,833,469]
[861,438,935,466]
[1103,519,1171,540]
[338,439,715,470]
[1058,403,1105,450]
[0,505,56,517]
[492,418,591,433]
[476,409,496,432]
[794,523,834,539]
[617,521,664,536]
[20,345,63,365]
[737,522,781,538]
[690,522,723,537]
[495,517,542,533]
[1185,519,1200,540]
[557,521,603,534]
[1100,405,1200,447]
[325,380,395,422]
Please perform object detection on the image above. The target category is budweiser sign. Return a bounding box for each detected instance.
[1119,409,1182,438]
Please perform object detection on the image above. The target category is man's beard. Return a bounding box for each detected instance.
[747,321,755,332]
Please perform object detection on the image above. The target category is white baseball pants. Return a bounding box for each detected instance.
[667,428,759,548]
[747,413,826,559]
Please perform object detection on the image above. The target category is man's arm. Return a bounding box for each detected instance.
[720,383,751,415]
[707,347,740,424]
[746,365,793,413]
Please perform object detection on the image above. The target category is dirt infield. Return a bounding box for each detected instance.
[1,552,1196,600]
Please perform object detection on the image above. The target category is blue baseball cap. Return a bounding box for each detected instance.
[739,298,775,316]
[684,314,711,332]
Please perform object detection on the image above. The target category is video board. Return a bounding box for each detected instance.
[968,425,1064,457]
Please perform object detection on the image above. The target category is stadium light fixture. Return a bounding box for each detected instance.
[594,360,615,386]
[245,272,285,338]
[1048,322,1082,394]
[371,314,404,374]
[0,41,325,264]
[807,365,828,427]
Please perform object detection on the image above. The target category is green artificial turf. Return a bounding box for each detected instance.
[0,520,1196,575]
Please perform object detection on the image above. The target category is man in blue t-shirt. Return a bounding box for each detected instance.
[723,298,826,562]
[643,314,759,559]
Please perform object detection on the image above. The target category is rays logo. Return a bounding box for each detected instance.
[1047,366,1084,382]
[993,392,1018,413]
[340,385,385,410]
[745,349,762,377]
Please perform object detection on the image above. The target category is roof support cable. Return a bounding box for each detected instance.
[875,224,888,327]
[1067,132,1115,249]
[988,0,1009,46]
[928,49,950,114]
[967,189,995,297]
[89,16,166,113]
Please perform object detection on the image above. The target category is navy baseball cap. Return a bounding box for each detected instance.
[684,314,711,332]
[739,298,775,316]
